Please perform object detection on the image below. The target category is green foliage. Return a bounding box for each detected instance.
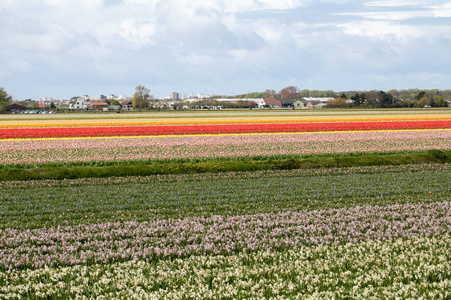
[350,93,365,106]
[0,151,449,181]
[433,95,447,107]
[1,164,450,229]
[110,99,121,106]
[427,149,448,161]
[418,96,431,107]
[132,85,150,109]
[244,92,267,98]
[229,89,451,108]
[0,87,13,112]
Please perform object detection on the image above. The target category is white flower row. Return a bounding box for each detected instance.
[1,236,450,299]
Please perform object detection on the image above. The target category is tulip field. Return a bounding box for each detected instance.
[1,110,451,299]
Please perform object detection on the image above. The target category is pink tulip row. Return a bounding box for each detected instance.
[1,201,450,270]
[1,130,450,166]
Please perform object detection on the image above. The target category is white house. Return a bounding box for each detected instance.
[68,97,87,110]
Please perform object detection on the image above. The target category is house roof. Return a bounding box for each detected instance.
[293,99,308,104]
[69,97,85,105]
[262,97,282,106]
[90,102,109,106]
[280,99,298,105]
[6,103,27,110]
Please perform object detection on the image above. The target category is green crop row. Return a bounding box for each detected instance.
[1,165,449,230]
[0,150,449,181]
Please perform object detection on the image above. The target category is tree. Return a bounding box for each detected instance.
[326,98,348,108]
[279,86,300,99]
[415,91,426,100]
[110,100,121,106]
[388,89,399,97]
[265,89,276,95]
[350,93,365,107]
[380,91,394,108]
[300,89,310,97]
[245,92,266,98]
[432,95,446,107]
[0,88,13,112]
[132,85,150,110]
[365,91,383,107]
[418,96,431,107]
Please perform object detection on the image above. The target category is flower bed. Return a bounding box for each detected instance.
[1,130,449,166]
[1,201,450,270]
[2,236,450,299]
[1,120,450,139]
[1,115,450,128]
[1,112,451,298]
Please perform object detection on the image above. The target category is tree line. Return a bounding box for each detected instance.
[235,87,450,108]
[337,89,450,108]
[1,86,450,113]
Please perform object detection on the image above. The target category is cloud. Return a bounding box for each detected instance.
[1,0,450,99]
[364,1,426,7]
[119,19,158,47]
[339,21,420,39]
[431,3,451,17]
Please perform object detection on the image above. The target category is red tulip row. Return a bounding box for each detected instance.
[1,120,450,139]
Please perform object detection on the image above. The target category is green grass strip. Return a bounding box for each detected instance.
[0,149,449,181]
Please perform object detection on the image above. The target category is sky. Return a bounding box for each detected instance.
[1,0,451,100]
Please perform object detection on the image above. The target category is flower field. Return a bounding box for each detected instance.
[1,110,451,299]
[1,120,451,139]
[1,130,450,167]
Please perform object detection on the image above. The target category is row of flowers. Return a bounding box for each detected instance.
[1,236,450,299]
[1,120,451,139]
[1,130,449,166]
[1,201,449,270]
[2,116,451,128]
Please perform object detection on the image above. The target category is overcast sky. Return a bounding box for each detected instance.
[1,0,451,100]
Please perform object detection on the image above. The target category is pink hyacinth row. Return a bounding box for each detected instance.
[1,201,450,270]
[0,130,450,166]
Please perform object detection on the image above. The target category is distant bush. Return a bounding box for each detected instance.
[427,149,448,161]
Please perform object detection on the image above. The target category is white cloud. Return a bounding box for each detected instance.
[1,0,450,99]
[222,0,303,13]
[364,0,426,7]
[339,21,421,40]
[336,10,424,20]
[121,0,303,13]
[431,3,451,17]
[45,0,104,9]
[119,19,158,46]
[121,0,159,5]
